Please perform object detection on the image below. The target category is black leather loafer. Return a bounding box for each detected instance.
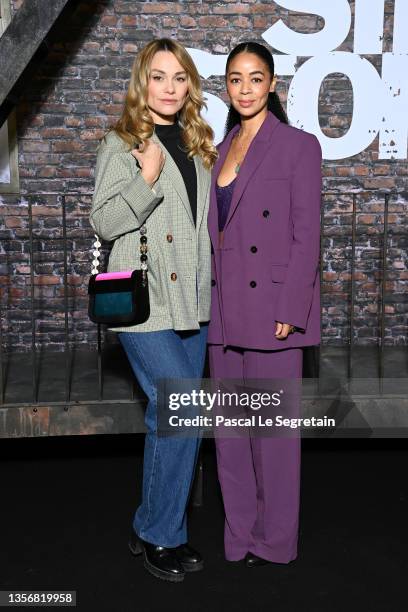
[174,543,204,572]
[129,530,185,583]
[244,552,270,567]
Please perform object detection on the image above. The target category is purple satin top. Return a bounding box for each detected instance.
[215,176,237,231]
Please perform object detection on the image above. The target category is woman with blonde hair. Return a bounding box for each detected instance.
[90,38,217,582]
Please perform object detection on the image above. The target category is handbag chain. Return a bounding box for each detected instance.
[91,224,148,287]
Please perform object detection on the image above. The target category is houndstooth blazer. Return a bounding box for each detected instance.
[89,129,211,333]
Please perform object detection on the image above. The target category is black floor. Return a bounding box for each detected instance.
[1,435,407,612]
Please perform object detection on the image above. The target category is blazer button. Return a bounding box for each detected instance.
[250,246,257,253]
[211,279,216,287]
[250,280,257,288]
[263,210,270,218]
[170,273,177,281]
[166,234,173,243]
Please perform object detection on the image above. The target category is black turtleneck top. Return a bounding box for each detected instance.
[154,122,197,226]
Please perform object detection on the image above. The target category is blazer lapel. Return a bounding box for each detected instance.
[151,131,194,226]
[208,124,240,245]
[223,111,281,231]
[195,155,210,231]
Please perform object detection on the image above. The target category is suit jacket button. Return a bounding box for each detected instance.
[250,280,257,288]
[250,246,257,253]
[166,234,173,243]
[211,279,216,286]
[263,210,270,217]
[171,273,177,281]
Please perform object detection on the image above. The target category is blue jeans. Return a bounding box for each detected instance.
[118,324,208,547]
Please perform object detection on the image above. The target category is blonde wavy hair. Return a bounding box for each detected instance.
[107,38,218,170]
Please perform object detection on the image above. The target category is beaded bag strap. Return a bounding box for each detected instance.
[91,235,102,275]
[91,224,148,287]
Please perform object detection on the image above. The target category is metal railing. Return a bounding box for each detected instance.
[0,190,403,408]
[321,191,393,384]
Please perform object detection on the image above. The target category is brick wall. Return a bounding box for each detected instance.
[0,0,406,351]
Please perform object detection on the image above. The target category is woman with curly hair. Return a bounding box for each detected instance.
[90,38,217,583]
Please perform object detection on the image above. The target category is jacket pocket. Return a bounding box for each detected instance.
[270,263,288,283]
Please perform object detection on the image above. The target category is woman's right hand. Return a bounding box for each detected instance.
[131,141,165,187]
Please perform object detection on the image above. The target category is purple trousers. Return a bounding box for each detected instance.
[208,344,303,563]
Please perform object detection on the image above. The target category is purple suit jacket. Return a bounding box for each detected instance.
[208,111,322,350]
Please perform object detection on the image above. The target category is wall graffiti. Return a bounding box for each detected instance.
[188,0,407,159]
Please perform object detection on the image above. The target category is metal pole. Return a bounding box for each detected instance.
[61,195,71,403]
[317,194,324,394]
[28,198,38,403]
[379,193,389,391]
[0,291,4,404]
[349,193,357,383]
[191,449,203,507]
[97,323,103,400]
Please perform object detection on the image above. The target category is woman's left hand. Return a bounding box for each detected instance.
[275,322,295,340]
